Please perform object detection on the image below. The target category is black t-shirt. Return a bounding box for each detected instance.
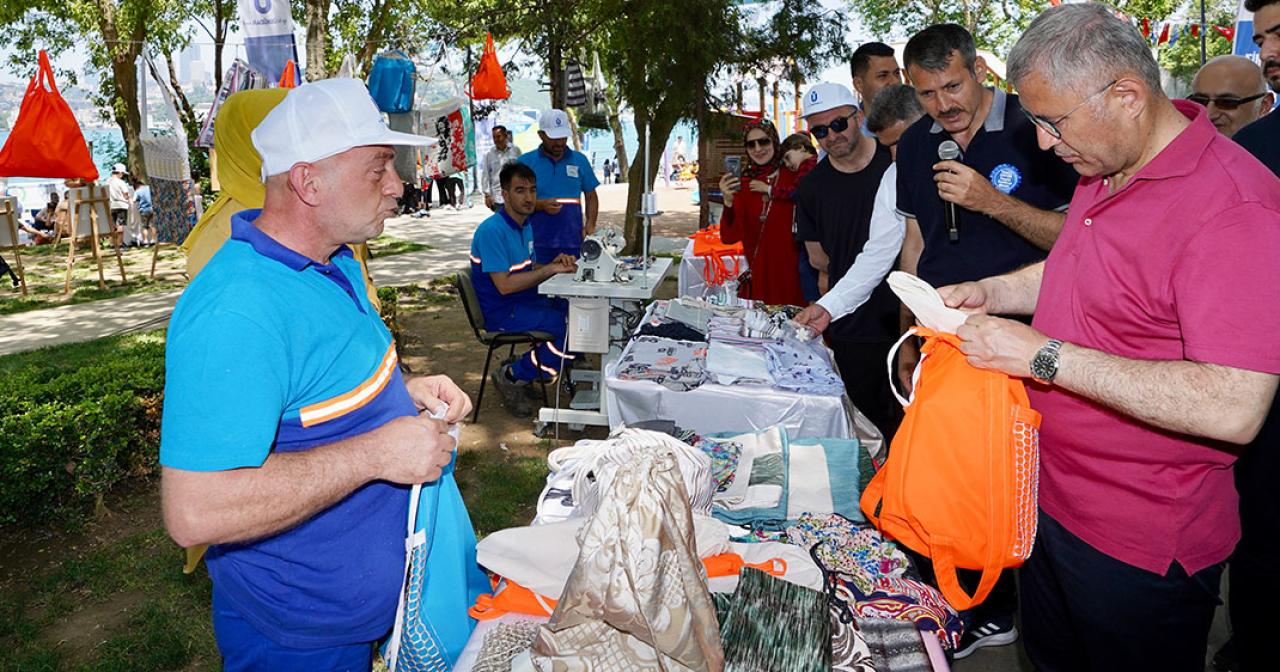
[895,89,1079,287]
[795,145,897,343]
[1233,111,1280,177]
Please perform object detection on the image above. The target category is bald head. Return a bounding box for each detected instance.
[1191,55,1274,137]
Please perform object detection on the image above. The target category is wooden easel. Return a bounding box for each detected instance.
[63,184,127,293]
[0,197,28,296]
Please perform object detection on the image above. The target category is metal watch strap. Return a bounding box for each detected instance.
[1032,338,1064,384]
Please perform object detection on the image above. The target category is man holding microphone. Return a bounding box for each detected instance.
[889,23,1078,658]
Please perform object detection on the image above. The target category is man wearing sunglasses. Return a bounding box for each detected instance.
[892,22,1079,660]
[1232,0,1280,179]
[1189,56,1274,138]
[941,6,1280,670]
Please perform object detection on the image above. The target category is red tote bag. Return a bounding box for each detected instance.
[0,51,99,180]
[467,33,510,100]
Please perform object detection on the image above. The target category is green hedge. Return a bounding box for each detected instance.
[0,332,165,526]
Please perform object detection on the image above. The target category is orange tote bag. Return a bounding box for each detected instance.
[0,51,99,180]
[860,326,1041,610]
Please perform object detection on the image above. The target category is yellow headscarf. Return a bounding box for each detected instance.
[181,88,381,310]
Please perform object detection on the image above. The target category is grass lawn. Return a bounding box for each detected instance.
[0,235,429,317]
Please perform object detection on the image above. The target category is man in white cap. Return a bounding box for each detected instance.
[517,108,600,264]
[106,162,133,240]
[159,78,486,670]
[791,81,899,441]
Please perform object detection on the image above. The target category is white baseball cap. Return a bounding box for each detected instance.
[538,109,572,140]
[801,82,858,118]
[252,78,437,180]
[111,163,127,174]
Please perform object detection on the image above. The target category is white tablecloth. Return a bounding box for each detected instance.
[677,238,748,299]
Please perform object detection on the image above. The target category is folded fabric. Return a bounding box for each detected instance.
[859,617,931,672]
[785,513,910,594]
[710,427,788,524]
[637,320,707,342]
[615,335,708,391]
[831,606,876,672]
[706,339,775,386]
[788,437,863,522]
[472,621,542,672]
[708,541,826,594]
[763,339,845,396]
[847,576,964,651]
[717,568,831,672]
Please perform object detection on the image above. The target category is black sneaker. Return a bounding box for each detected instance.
[954,619,1018,659]
[490,364,532,417]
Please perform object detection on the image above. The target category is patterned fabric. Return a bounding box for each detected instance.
[530,442,724,671]
[695,436,743,492]
[615,336,708,391]
[786,514,910,594]
[839,576,963,650]
[831,607,876,672]
[472,622,540,672]
[719,568,831,672]
[859,617,931,672]
[151,178,197,244]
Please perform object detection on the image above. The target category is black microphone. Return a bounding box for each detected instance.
[937,140,962,243]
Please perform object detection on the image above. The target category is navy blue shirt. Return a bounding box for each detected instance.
[896,88,1078,287]
[1234,112,1280,177]
[469,208,538,323]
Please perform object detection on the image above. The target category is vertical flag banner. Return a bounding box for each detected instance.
[1234,0,1260,61]
[238,0,300,84]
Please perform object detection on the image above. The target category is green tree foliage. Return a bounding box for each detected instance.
[0,0,191,178]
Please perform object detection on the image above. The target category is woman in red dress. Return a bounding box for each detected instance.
[717,119,806,306]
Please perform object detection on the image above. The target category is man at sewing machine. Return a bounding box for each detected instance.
[470,162,578,417]
[518,108,601,264]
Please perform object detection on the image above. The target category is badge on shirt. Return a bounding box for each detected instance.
[989,164,1022,194]
[566,165,579,178]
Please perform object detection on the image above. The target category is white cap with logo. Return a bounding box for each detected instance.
[111,163,128,175]
[538,109,572,140]
[801,82,858,118]
[252,78,438,180]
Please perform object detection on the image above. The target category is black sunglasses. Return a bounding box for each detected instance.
[1187,92,1268,110]
[744,137,773,149]
[809,114,853,140]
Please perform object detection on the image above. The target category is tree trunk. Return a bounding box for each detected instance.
[356,0,395,76]
[548,39,565,109]
[603,80,628,183]
[305,0,329,80]
[164,55,199,141]
[213,0,227,93]
[111,54,146,180]
[621,106,677,255]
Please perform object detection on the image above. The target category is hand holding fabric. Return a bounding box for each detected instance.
[406,374,473,423]
[955,314,1045,378]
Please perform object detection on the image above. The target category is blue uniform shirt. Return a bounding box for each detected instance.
[160,210,415,648]
[469,208,539,324]
[518,146,599,250]
[895,88,1079,287]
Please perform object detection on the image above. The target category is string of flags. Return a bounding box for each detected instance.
[1126,13,1236,47]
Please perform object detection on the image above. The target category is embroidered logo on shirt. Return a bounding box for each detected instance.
[989,164,1022,194]
[566,165,579,178]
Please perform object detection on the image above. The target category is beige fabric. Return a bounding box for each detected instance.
[531,438,725,672]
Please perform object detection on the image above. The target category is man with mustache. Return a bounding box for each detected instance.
[891,22,1079,659]
[1232,0,1280,177]
[944,5,1280,669]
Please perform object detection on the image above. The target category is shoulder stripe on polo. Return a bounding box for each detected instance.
[299,343,398,427]
[509,260,532,272]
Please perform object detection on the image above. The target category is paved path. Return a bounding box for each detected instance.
[0,202,687,356]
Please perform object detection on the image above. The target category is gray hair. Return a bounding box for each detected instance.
[1007,3,1162,97]
[866,84,925,134]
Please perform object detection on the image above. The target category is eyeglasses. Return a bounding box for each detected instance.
[1187,92,1268,110]
[744,137,773,149]
[809,114,853,140]
[1024,80,1118,139]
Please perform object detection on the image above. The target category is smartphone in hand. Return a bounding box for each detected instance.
[724,156,742,178]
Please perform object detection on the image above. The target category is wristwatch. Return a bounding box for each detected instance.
[1030,339,1064,385]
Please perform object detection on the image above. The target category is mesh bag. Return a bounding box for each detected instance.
[860,327,1041,610]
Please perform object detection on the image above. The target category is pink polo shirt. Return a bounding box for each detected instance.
[1029,100,1280,576]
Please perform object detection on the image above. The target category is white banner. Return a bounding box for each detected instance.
[238,0,299,84]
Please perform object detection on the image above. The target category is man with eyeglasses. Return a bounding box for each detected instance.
[1233,0,1280,178]
[940,6,1280,670]
[892,22,1079,660]
[792,82,899,441]
[1189,56,1274,138]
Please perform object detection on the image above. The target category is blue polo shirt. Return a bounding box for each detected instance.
[518,146,599,250]
[895,88,1078,287]
[470,208,538,324]
[160,210,415,648]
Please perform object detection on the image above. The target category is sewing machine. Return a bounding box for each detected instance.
[574,227,631,284]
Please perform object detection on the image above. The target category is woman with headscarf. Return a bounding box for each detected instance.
[182,88,381,310]
[716,118,805,306]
